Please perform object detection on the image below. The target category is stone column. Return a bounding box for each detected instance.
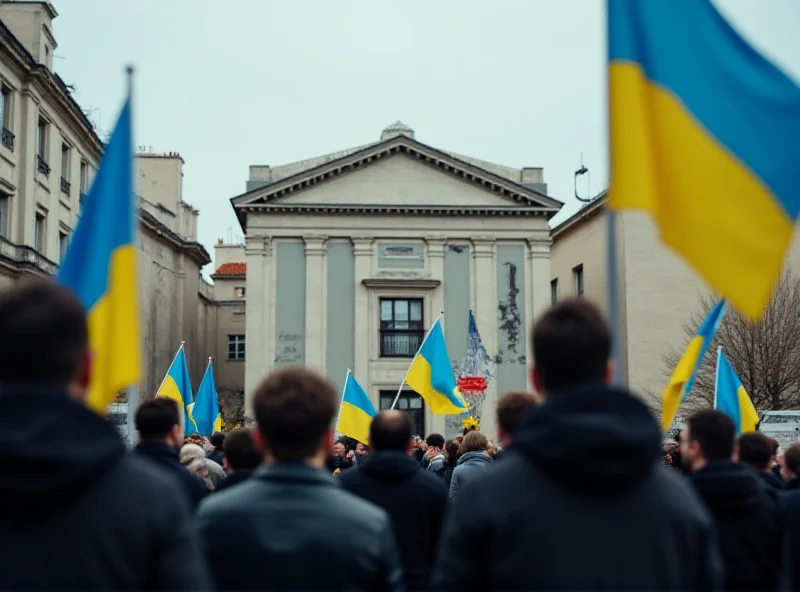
[244,235,271,420]
[352,237,374,395]
[425,236,447,436]
[304,235,328,373]
[527,237,551,391]
[471,237,498,436]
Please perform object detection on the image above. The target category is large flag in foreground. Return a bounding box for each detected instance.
[608,0,800,320]
[192,359,221,436]
[715,348,759,434]
[57,95,140,415]
[661,301,726,432]
[404,318,468,415]
[336,370,376,445]
[157,344,195,435]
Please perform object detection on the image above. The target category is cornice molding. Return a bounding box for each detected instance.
[362,278,441,290]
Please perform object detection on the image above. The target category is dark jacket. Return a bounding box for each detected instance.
[207,448,224,466]
[448,451,492,499]
[214,471,252,492]
[782,483,800,591]
[691,460,785,591]
[427,452,446,477]
[432,384,721,591]
[198,462,403,591]
[0,387,209,591]
[134,441,206,510]
[339,451,448,591]
[760,469,785,491]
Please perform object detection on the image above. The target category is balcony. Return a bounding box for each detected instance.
[60,177,71,195]
[1,128,13,151]
[380,329,424,358]
[37,156,50,177]
[0,234,58,276]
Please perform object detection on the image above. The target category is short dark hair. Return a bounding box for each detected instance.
[496,391,539,436]
[784,443,800,475]
[223,428,262,471]
[687,410,735,462]
[369,411,412,451]
[252,368,337,462]
[531,298,611,392]
[136,398,180,441]
[210,432,225,449]
[426,433,445,449]
[0,278,88,385]
[459,430,488,454]
[737,432,774,471]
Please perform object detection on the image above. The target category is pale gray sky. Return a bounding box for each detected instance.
[51,1,800,266]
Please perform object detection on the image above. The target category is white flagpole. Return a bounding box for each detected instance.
[714,346,722,409]
[334,369,351,434]
[124,65,139,447]
[391,312,443,410]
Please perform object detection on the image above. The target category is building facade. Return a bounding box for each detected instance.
[232,123,560,439]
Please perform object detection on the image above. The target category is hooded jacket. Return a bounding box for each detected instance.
[448,451,492,499]
[691,460,784,591]
[432,383,721,591]
[339,451,448,591]
[0,387,209,591]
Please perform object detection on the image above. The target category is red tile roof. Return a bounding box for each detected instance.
[214,262,246,276]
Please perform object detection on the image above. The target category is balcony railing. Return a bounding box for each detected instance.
[1,128,14,151]
[0,234,58,275]
[37,156,50,177]
[60,177,71,195]
[380,329,425,358]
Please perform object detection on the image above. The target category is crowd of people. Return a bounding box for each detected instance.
[3,278,800,590]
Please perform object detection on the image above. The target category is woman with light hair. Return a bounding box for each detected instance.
[180,443,216,492]
[448,430,493,500]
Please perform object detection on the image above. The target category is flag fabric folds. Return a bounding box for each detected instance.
[608,0,800,320]
[336,370,376,445]
[715,348,759,434]
[57,96,140,415]
[156,345,195,436]
[405,318,468,415]
[192,359,221,436]
[661,301,726,432]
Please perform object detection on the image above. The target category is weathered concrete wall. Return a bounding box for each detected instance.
[326,240,355,394]
[495,244,528,398]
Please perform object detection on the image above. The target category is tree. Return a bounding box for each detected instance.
[662,272,800,415]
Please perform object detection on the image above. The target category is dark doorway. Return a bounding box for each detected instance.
[380,390,425,438]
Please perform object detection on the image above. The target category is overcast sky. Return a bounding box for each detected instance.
[51,1,800,268]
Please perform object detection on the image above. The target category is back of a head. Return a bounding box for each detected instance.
[459,430,488,454]
[180,443,205,464]
[784,443,800,476]
[737,432,774,471]
[369,410,412,452]
[135,398,179,441]
[445,441,459,466]
[687,410,735,462]
[209,431,225,449]
[223,428,262,471]
[0,278,88,385]
[426,433,445,449]
[496,390,539,436]
[532,298,611,392]
[252,367,337,462]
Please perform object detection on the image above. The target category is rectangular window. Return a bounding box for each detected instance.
[34,213,45,253]
[0,191,8,237]
[0,85,9,128]
[380,390,425,437]
[573,264,584,297]
[37,118,47,159]
[379,298,424,357]
[234,286,246,299]
[227,334,245,360]
[551,278,558,304]
[58,230,68,261]
[61,143,70,180]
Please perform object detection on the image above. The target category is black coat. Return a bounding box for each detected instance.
[760,470,785,492]
[338,451,448,591]
[0,387,209,591]
[198,462,403,591]
[783,479,800,591]
[431,384,722,591]
[207,449,224,466]
[691,460,785,591]
[134,441,206,511]
[214,471,251,492]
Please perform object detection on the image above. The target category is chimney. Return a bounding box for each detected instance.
[0,2,58,70]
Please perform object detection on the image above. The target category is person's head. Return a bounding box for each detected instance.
[0,278,90,400]
[135,398,182,448]
[496,390,539,448]
[782,443,800,481]
[251,367,337,465]
[209,432,225,451]
[355,442,369,456]
[736,432,775,473]
[222,428,262,474]
[426,433,445,453]
[333,440,347,458]
[444,441,460,467]
[459,430,489,455]
[369,410,413,453]
[680,410,735,472]
[530,298,612,397]
[180,446,214,491]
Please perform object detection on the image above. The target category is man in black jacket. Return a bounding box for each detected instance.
[198,367,403,591]
[432,298,721,591]
[682,411,785,591]
[339,410,448,591]
[737,431,784,491]
[781,444,800,591]
[216,427,262,491]
[0,279,209,591]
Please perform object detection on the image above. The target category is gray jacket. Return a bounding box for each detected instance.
[448,451,492,499]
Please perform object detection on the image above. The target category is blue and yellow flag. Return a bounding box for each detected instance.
[405,318,467,415]
[608,1,800,320]
[57,96,139,415]
[192,359,221,436]
[661,300,726,432]
[157,344,195,436]
[336,370,376,445]
[715,348,759,434]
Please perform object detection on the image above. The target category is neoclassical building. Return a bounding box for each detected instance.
[231,123,561,438]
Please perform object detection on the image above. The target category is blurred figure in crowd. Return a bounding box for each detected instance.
[425,433,446,475]
[448,431,492,500]
[737,432,784,491]
[495,390,539,461]
[207,432,226,465]
[181,444,215,493]
[216,428,262,492]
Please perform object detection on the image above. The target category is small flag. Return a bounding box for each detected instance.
[715,348,759,434]
[192,359,221,436]
[336,370,377,445]
[156,344,195,436]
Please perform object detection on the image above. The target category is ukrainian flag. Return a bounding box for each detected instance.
[715,348,759,434]
[57,96,140,415]
[609,1,800,320]
[404,318,467,415]
[336,370,376,445]
[661,300,726,432]
[157,344,196,436]
[192,359,221,436]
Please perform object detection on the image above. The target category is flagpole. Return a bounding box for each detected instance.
[390,312,443,410]
[334,369,351,436]
[607,211,621,385]
[714,346,722,409]
[124,64,138,447]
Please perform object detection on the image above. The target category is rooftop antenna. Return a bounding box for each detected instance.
[574,152,592,203]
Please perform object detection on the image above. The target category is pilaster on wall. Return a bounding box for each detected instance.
[244,235,271,419]
[527,236,551,392]
[304,235,328,373]
[471,237,497,435]
[425,236,447,436]
[352,237,374,392]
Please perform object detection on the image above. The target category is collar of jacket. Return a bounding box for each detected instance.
[254,461,335,485]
